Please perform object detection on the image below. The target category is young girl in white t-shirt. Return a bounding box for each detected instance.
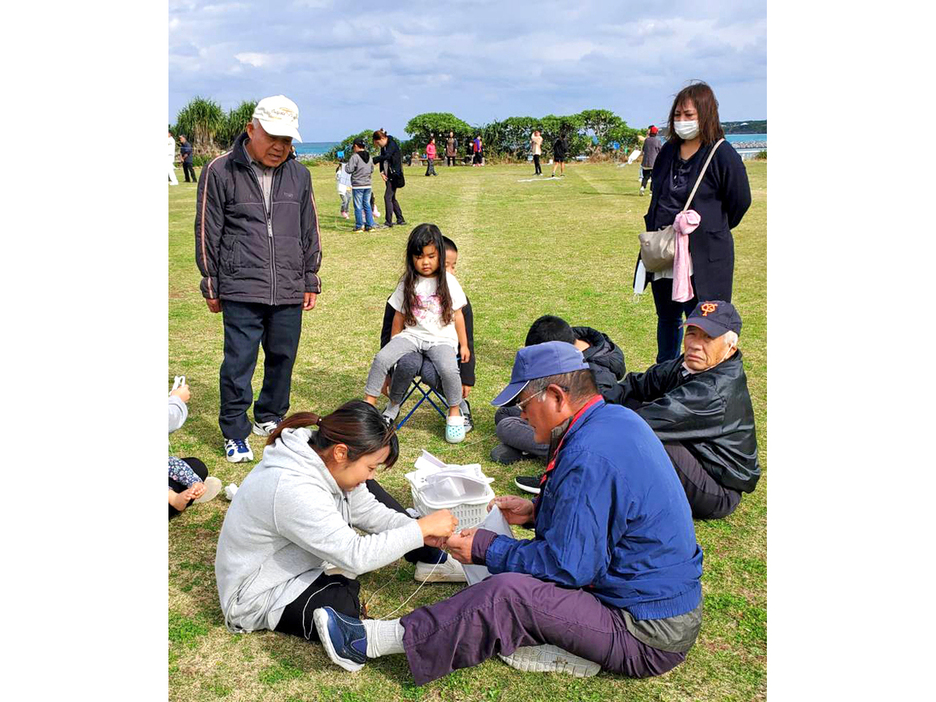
[364,224,470,443]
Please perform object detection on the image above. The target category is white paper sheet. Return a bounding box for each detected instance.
[462,507,516,586]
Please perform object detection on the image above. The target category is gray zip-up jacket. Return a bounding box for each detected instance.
[195,131,322,305]
[344,150,373,188]
[214,427,424,633]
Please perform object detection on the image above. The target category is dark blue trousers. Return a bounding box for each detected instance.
[219,301,303,440]
[651,277,697,363]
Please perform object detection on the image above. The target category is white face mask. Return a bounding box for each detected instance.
[674,120,700,140]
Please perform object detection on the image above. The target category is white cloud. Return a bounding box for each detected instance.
[234,52,271,67]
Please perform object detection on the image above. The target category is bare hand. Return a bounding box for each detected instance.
[446,528,476,564]
[460,344,471,363]
[488,495,535,525]
[170,383,191,403]
[206,298,222,313]
[418,509,458,539]
[424,535,449,549]
[303,292,317,311]
[462,384,472,399]
[381,172,388,182]
[380,375,391,398]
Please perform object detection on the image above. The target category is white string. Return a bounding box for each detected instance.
[366,557,445,621]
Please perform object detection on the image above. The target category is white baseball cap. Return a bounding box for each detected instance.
[252,95,302,143]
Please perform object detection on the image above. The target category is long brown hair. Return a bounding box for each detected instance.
[267,400,399,467]
[400,223,453,327]
[667,81,724,146]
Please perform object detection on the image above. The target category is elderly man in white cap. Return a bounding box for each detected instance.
[195,95,322,463]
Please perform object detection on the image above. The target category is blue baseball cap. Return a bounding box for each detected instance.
[491,341,590,407]
[682,300,742,338]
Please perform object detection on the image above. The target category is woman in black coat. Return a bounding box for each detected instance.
[372,129,406,228]
[642,82,751,362]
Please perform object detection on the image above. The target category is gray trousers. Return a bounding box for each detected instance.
[494,406,549,457]
[366,336,462,407]
[390,352,470,416]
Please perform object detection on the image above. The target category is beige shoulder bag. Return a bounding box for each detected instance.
[638,139,724,272]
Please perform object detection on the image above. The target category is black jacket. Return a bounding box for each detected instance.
[380,300,475,386]
[643,139,751,300]
[373,137,403,177]
[195,132,321,304]
[572,326,626,405]
[619,352,760,493]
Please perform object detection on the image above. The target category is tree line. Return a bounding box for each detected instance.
[170,98,649,164]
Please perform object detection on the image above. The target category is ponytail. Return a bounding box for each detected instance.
[372,128,388,142]
[267,401,399,467]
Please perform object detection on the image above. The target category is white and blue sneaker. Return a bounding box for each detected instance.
[313,607,368,672]
[251,417,283,437]
[224,438,254,463]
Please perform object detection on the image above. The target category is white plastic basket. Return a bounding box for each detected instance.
[405,451,495,531]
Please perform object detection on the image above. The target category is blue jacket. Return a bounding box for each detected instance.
[483,400,703,619]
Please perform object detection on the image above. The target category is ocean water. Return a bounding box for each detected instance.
[294,141,339,156]
[725,133,767,145]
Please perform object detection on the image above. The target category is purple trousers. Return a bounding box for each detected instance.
[400,572,687,686]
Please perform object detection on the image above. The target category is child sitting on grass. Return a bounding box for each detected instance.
[169,380,222,518]
[378,235,475,430]
[364,224,470,443]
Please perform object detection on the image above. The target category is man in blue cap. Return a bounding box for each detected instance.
[311,341,703,684]
[619,300,760,519]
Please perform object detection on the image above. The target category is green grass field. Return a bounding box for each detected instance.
[169,159,767,702]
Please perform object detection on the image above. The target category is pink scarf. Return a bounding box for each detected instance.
[672,210,701,302]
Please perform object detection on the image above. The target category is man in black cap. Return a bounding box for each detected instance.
[619,300,760,519]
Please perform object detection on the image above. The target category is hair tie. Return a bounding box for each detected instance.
[315,416,323,426]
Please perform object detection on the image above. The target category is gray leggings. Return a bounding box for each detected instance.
[366,336,462,407]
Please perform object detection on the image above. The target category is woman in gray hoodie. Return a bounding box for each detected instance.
[215,400,460,643]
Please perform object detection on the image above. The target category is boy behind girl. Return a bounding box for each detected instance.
[492,316,626,491]
[379,236,475,428]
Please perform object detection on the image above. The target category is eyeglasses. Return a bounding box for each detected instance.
[515,390,545,412]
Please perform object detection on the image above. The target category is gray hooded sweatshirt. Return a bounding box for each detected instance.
[215,427,424,633]
[344,150,373,189]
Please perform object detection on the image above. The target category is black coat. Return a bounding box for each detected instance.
[643,139,751,301]
[194,132,321,304]
[619,352,760,493]
[572,326,626,405]
[380,300,476,386]
[373,137,403,177]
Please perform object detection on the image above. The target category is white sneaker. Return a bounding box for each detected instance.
[414,557,467,583]
[499,644,600,677]
[224,438,254,463]
[193,476,223,504]
[639,187,645,196]
[252,417,283,436]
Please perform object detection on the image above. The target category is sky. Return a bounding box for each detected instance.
[168,0,766,142]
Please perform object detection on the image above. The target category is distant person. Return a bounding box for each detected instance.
[445,131,458,166]
[372,129,406,228]
[619,301,760,519]
[472,135,483,166]
[179,135,197,183]
[195,95,322,462]
[168,380,222,517]
[336,162,352,219]
[344,137,378,232]
[168,131,178,185]
[530,130,543,175]
[639,126,661,195]
[425,136,438,176]
[551,133,568,177]
[640,81,751,362]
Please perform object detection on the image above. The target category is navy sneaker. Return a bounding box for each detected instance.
[224,438,254,463]
[313,607,367,672]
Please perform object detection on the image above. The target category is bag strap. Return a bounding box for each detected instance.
[682,138,724,212]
